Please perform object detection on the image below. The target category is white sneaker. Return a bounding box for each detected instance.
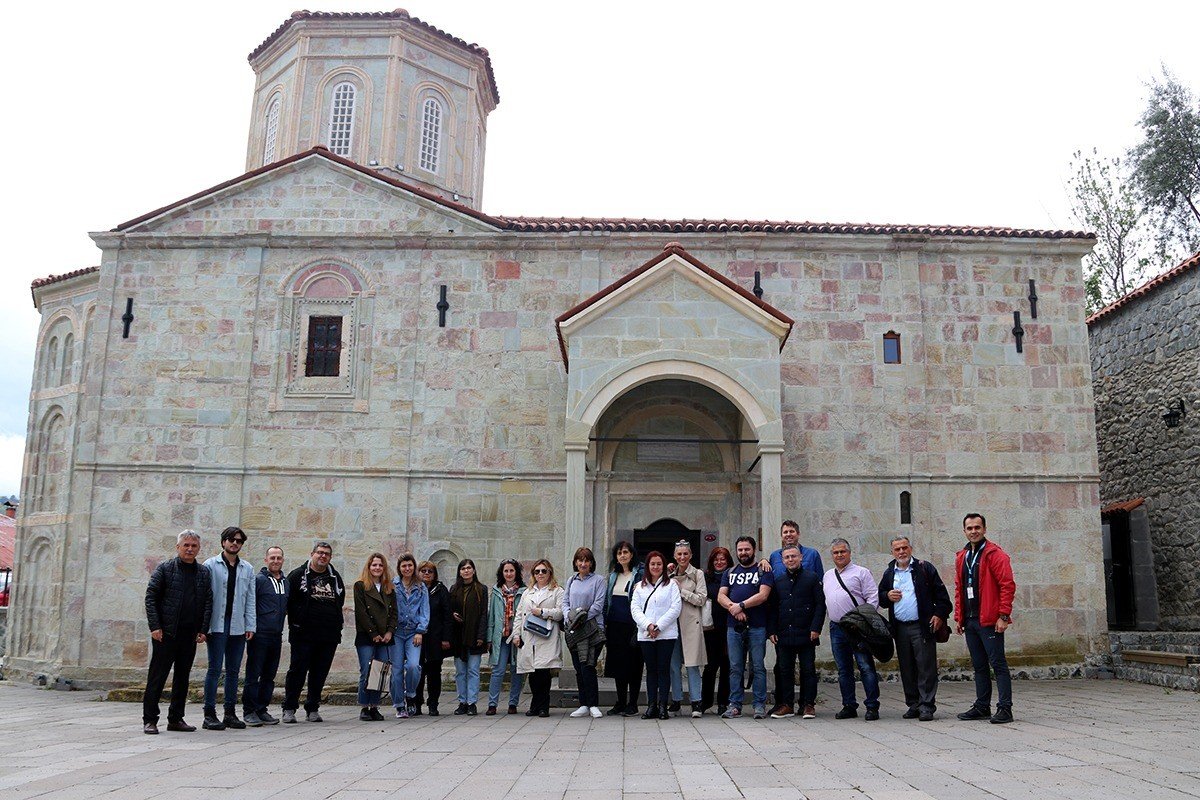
[589,706,603,718]
[569,705,590,718]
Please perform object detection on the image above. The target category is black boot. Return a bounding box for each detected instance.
[641,704,659,720]
[659,705,670,720]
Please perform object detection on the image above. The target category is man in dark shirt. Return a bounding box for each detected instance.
[768,545,826,720]
[281,540,346,723]
[143,530,213,734]
[718,535,774,719]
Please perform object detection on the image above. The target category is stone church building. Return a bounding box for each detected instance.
[9,10,1106,683]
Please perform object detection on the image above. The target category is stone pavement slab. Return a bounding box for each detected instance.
[0,679,1198,799]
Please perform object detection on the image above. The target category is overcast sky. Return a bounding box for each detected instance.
[2,1,1198,496]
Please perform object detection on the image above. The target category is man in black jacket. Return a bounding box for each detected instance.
[767,545,826,719]
[243,545,288,726]
[281,541,345,723]
[878,536,952,722]
[143,530,214,734]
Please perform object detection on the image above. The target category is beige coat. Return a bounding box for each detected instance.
[673,564,708,667]
[510,584,565,673]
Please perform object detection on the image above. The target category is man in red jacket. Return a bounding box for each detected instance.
[954,513,1015,724]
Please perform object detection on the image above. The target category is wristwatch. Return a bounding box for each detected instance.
[998,614,1011,623]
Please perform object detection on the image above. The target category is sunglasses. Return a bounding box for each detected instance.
[419,568,434,573]
[533,568,549,574]
[228,538,246,545]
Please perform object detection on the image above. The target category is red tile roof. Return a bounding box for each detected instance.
[1086,250,1200,326]
[30,266,99,292]
[502,217,1091,239]
[249,10,499,106]
[554,243,795,369]
[1100,497,1145,515]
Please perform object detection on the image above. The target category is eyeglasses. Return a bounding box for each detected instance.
[314,551,332,557]
[533,568,549,575]
[419,568,433,573]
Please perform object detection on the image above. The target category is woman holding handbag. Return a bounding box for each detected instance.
[668,540,709,717]
[449,559,488,716]
[353,553,397,721]
[631,551,682,721]
[511,558,564,717]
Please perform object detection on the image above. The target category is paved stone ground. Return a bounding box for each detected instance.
[1,679,1198,799]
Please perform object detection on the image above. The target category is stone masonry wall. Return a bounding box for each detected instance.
[1090,266,1200,630]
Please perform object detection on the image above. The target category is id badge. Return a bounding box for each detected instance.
[966,587,975,600]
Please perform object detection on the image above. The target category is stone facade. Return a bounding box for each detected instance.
[7,12,1108,685]
[1089,255,1200,631]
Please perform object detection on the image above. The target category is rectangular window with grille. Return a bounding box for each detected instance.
[305,316,342,377]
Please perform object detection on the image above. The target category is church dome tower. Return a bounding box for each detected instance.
[245,9,498,209]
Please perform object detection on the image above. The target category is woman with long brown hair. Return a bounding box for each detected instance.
[353,553,397,721]
[449,558,488,715]
[701,546,732,715]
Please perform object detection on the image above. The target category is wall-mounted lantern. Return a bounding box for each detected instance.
[1162,399,1187,428]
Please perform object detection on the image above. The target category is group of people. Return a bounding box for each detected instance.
[141,514,1017,734]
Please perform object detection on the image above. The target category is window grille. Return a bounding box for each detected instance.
[305,316,342,377]
[419,97,442,173]
[327,82,356,158]
[263,96,281,165]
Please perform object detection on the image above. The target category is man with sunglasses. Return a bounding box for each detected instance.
[201,526,257,730]
[282,541,345,723]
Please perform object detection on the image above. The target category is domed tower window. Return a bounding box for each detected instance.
[419,97,443,173]
[327,82,357,158]
[263,95,282,166]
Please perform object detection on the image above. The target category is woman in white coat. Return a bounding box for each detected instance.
[511,559,564,717]
[630,551,682,721]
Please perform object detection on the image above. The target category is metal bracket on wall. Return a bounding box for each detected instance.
[436,285,449,328]
[753,271,764,299]
[1027,279,1039,319]
[121,298,134,339]
[1012,310,1025,353]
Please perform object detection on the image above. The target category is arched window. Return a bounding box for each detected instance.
[419,97,443,173]
[899,491,912,525]
[327,82,356,158]
[263,95,282,166]
[60,333,75,385]
[43,337,59,388]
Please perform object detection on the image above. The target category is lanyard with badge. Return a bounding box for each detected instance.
[965,543,985,600]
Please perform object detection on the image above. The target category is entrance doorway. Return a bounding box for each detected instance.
[633,518,701,565]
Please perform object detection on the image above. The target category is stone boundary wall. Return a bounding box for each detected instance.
[1110,631,1200,692]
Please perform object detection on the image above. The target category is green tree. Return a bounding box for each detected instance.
[1129,69,1200,261]
[1068,149,1157,314]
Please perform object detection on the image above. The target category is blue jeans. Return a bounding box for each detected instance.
[242,633,282,716]
[204,631,247,713]
[356,643,391,707]
[669,638,702,703]
[455,654,482,706]
[726,625,767,709]
[964,618,1012,711]
[487,640,524,708]
[829,621,880,711]
[390,633,423,706]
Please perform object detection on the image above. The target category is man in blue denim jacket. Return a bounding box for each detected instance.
[201,526,257,730]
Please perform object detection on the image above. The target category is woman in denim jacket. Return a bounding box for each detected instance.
[391,554,429,718]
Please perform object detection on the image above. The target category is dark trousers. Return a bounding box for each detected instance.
[283,637,339,713]
[242,633,282,716]
[605,621,643,709]
[774,642,817,707]
[700,626,729,710]
[416,656,444,709]
[143,631,198,724]
[964,618,1012,711]
[894,620,938,712]
[569,651,600,707]
[528,669,552,713]
[829,621,879,711]
[640,639,674,706]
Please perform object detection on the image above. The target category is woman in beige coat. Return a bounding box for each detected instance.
[510,559,564,717]
[668,541,709,717]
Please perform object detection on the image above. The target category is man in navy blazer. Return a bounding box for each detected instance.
[767,545,826,719]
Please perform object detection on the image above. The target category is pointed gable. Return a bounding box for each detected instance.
[114,147,504,237]
[555,243,793,369]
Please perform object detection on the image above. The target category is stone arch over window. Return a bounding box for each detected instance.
[275,260,375,410]
[316,67,371,161]
[28,406,68,513]
[410,85,453,176]
[426,548,462,585]
[35,311,78,390]
[60,333,75,385]
[15,535,57,659]
[42,336,59,387]
[262,91,283,166]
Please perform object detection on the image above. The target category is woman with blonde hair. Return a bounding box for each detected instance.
[353,553,397,721]
[511,559,564,717]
